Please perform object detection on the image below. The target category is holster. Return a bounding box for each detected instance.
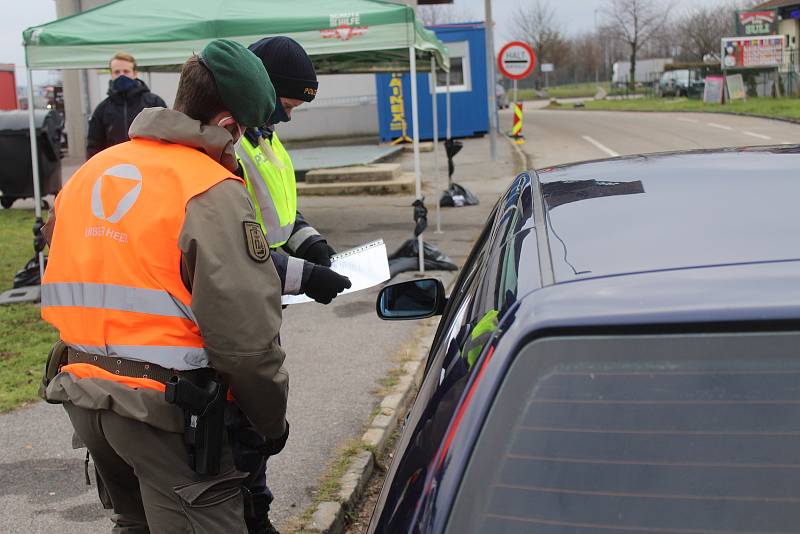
[39,340,68,403]
[165,369,227,476]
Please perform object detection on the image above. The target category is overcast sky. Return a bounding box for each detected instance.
[3,0,736,86]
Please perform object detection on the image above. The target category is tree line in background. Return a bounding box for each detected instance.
[419,0,764,90]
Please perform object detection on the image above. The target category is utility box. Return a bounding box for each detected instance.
[0,64,18,111]
[376,22,489,142]
[0,110,63,209]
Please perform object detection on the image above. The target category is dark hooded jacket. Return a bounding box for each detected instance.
[86,78,166,159]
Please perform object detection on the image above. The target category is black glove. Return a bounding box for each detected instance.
[302,240,336,267]
[258,422,290,457]
[305,265,351,304]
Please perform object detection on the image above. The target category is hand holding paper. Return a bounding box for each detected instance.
[283,240,391,305]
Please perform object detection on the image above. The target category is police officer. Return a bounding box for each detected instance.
[237,36,349,304]
[227,36,350,534]
[40,40,288,533]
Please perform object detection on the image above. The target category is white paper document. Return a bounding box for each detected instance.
[281,239,391,305]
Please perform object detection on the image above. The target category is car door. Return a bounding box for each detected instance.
[368,171,538,533]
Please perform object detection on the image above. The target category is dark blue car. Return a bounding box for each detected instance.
[372,145,800,533]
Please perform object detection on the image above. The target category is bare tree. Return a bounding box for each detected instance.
[603,0,675,88]
[417,5,475,26]
[678,3,734,61]
[510,0,565,88]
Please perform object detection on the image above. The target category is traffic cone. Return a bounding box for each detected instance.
[510,103,525,144]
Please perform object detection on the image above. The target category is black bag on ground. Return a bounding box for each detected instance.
[388,239,458,277]
[440,183,479,207]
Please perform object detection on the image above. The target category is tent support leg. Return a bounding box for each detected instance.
[409,46,424,273]
[431,60,441,234]
[446,70,452,141]
[26,68,45,284]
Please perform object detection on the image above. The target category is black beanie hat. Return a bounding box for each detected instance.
[248,37,318,102]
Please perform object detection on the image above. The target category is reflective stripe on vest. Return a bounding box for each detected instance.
[236,132,296,248]
[42,282,197,323]
[42,138,236,374]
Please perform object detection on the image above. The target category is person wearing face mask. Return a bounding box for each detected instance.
[86,52,167,159]
[39,40,289,533]
[224,36,350,534]
[235,36,349,306]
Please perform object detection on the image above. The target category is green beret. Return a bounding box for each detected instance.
[200,39,275,128]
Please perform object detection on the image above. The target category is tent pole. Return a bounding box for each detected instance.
[409,46,424,273]
[432,60,441,234]
[446,70,451,141]
[26,68,45,283]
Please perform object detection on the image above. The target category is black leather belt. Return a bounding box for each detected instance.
[66,348,178,385]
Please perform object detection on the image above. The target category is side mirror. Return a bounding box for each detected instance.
[376,278,447,321]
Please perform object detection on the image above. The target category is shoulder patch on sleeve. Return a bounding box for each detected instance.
[243,221,269,263]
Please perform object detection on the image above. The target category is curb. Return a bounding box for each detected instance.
[506,133,533,174]
[302,317,438,534]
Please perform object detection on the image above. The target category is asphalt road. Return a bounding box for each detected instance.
[511,106,800,168]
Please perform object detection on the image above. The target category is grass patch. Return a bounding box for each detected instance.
[517,82,651,101]
[286,440,366,531]
[0,209,57,412]
[547,82,610,99]
[581,96,800,121]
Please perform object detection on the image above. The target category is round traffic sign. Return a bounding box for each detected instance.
[497,41,536,80]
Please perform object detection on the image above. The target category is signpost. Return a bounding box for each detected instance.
[498,41,535,144]
[541,63,554,88]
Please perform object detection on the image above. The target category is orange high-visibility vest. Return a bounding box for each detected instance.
[42,138,240,390]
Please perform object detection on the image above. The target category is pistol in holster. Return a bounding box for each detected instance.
[164,370,227,476]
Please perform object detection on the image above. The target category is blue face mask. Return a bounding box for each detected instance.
[111,75,137,93]
[268,98,291,125]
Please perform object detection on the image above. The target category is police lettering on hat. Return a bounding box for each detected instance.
[248,37,319,103]
[200,39,276,127]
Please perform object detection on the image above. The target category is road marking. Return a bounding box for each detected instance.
[707,122,733,131]
[582,136,620,157]
[742,131,772,140]
[676,118,698,123]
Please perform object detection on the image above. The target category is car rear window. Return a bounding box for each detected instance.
[447,332,800,534]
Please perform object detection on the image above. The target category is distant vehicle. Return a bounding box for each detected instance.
[371,144,800,533]
[612,57,673,86]
[495,83,509,109]
[658,69,690,97]
[659,69,705,98]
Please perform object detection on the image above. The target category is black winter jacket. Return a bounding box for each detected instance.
[86,79,166,159]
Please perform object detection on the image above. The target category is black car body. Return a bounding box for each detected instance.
[371,145,800,533]
[658,68,705,98]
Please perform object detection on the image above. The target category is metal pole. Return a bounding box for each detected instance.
[26,68,45,283]
[432,60,442,234]
[446,69,452,142]
[513,79,518,107]
[409,46,424,273]
[484,0,497,161]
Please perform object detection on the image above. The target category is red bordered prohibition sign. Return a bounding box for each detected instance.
[497,41,536,80]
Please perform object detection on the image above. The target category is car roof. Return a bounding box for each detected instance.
[503,145,800,328]
[535,146,800,286]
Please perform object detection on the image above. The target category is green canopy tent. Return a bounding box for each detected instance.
[21,0,450,278]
